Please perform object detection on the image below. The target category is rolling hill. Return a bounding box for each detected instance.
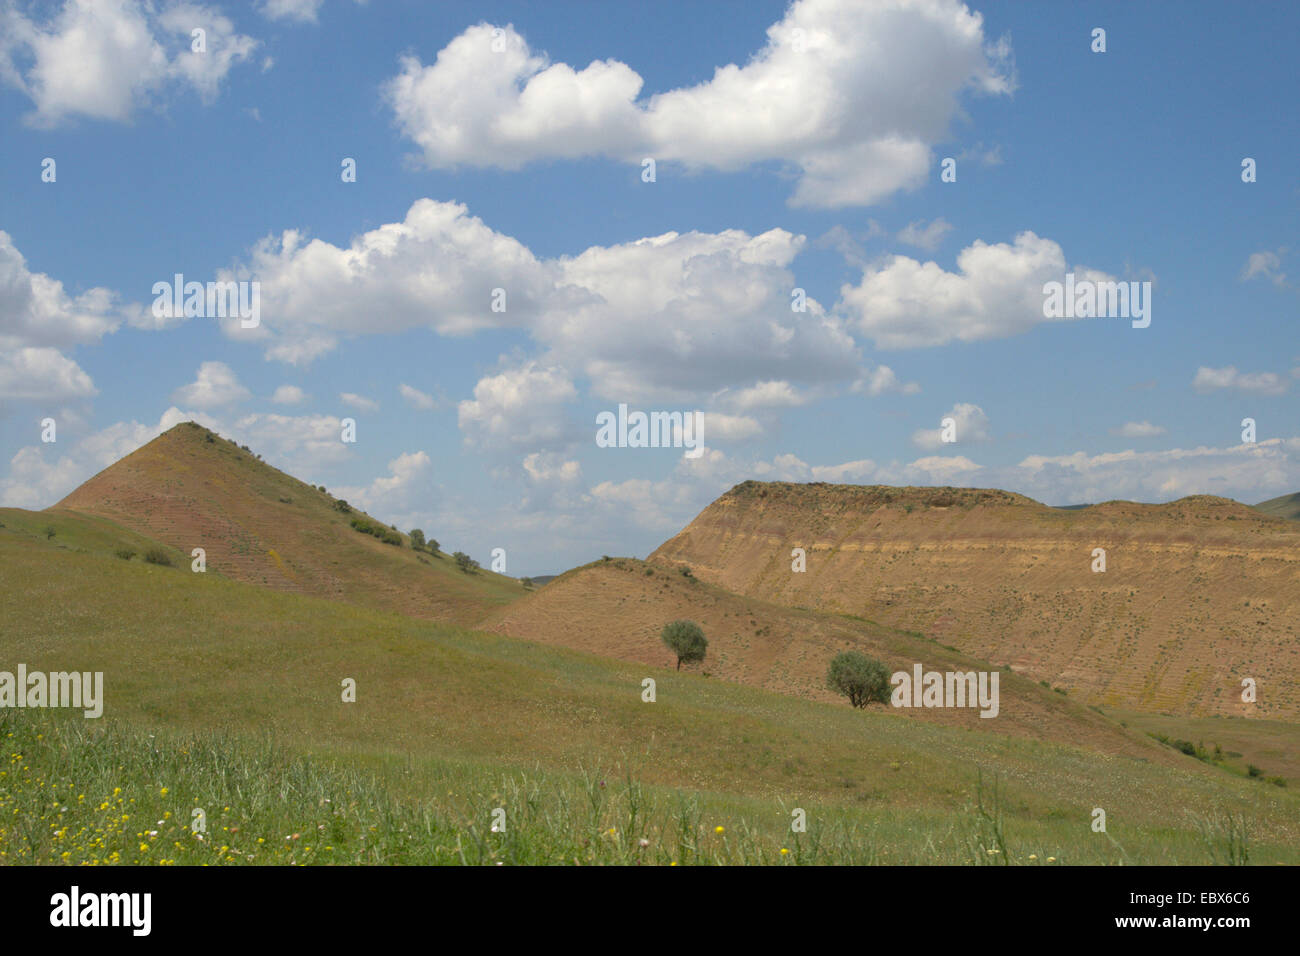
[650,482,1300,719]
[483,556,1167,758]
[46,421,521,625]
[4,512,1297,864]
[1255,492,1300,521]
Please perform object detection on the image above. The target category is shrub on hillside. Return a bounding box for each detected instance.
[453,551,479,573]
[114,548,136,560]
[826,651,891,709]
[143,547,173,567]
[661,620,707,671]
[334,499,352,514]
[409,529,425,550]
[350,516,402,546]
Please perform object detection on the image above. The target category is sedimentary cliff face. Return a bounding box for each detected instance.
[650,482,1300,718]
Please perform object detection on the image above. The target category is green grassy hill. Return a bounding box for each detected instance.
[1254,492,1300,521]
[47,421,521,624]
[2,521,1296,865]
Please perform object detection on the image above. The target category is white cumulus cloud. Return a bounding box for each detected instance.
[1111,421,1166,438]
[271,384,307,405]
[339,392,379,413]
[384,0,1013,208]
[458,362,577,451]
[0,0,259,127]
[912,402,990,449]
[171,361,250,408]
[1193,366,1289,396]
[839,231,1116,348]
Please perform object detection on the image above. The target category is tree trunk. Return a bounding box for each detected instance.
[676,658,682,671]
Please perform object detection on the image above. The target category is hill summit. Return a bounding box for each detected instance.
[52,422,520,624]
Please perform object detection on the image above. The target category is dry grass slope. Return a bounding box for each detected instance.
[649,481,1300,719]
[485,556,1193,762]
[52,421,522,625]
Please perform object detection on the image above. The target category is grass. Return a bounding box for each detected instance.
[42,421,523,625]
[0,714,1283,866]
[3,530,1299,864]
[1117,710,1300,787]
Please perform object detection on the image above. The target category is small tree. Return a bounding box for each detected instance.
[661,620,707,671]
[410,529,425,551]
[520,577,533,589]
[453,551,478,573]
[826,651,891,709]
[427,538,440,555]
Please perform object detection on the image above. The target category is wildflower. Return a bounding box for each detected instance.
[780,848,789,856]
[1047,856,1057,863]
[638,839,649,848]
[160,788,169,797]
[1029,854,1038,861]
[714,826,725,835]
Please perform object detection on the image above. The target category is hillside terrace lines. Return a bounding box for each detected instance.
[651,482,1300,719]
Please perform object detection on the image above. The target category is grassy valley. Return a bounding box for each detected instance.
[2,514,1298,864]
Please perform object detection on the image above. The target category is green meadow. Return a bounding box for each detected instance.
[2,513,1297,865]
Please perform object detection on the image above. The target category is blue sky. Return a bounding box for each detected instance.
[0,0,1296,575]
